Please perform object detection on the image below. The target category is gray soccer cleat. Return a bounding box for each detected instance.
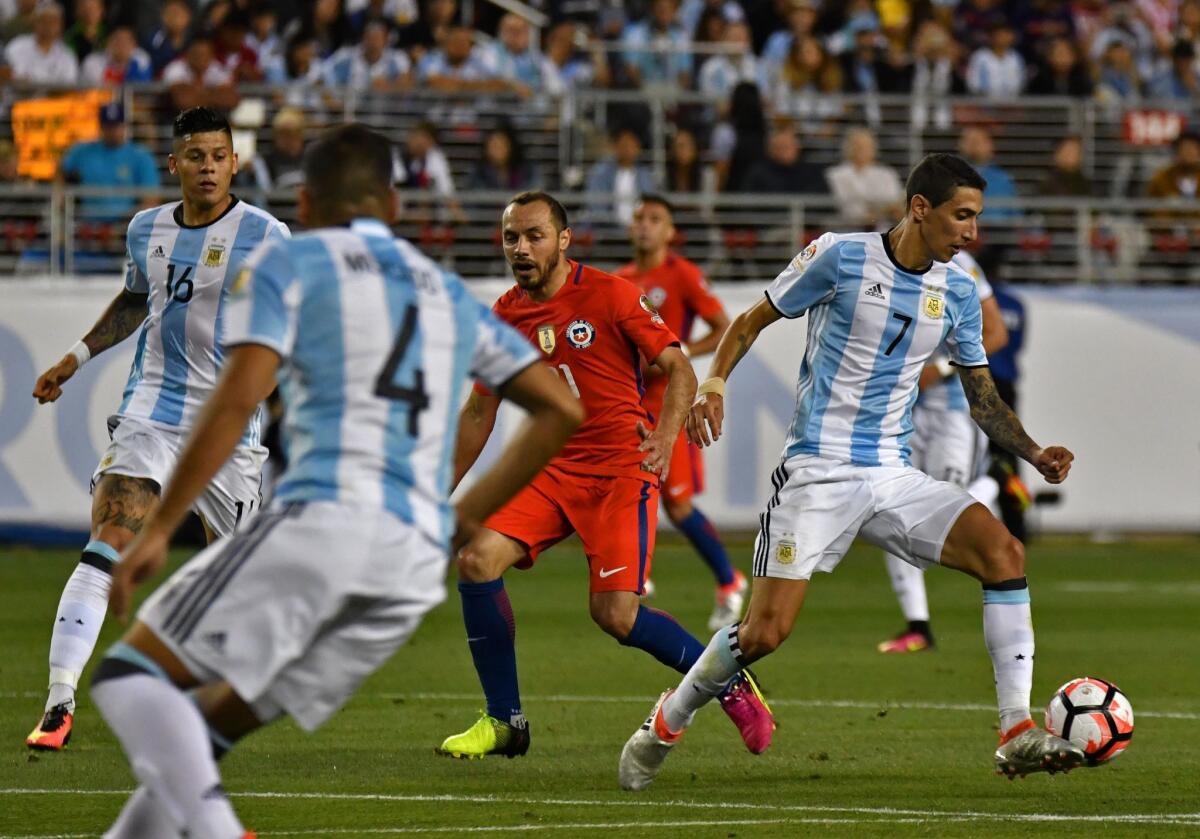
[994,725,1085,779]
[619,690,682,791]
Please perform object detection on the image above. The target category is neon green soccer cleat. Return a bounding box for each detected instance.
[436,713,530,760]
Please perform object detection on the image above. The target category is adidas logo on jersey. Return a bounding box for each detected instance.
[864,283,886,300]
[150,245,166,259]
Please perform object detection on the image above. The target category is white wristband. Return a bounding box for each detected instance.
[698,377,725,398]
[68,340,91,368]
[935,358,954,379]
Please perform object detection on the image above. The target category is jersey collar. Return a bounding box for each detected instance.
[880,228,933,276]
[173,195,240,229]
[350,218,393,238]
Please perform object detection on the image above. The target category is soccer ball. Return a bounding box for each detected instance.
[1044,677,1134,765]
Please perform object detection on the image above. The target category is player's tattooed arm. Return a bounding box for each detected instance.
[707,297,783,381]
[959,366,1039,462]
[91,473,160,534]
[83,289,150,356]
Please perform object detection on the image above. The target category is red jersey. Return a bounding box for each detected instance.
[484,260,680,479]
[616,252,724,416]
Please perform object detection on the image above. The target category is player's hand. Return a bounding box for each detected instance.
[687,393,724,447]
[110,527,170,624]
[636,420,670,479]
[32,355,80,404]
[1032,445,1074,484]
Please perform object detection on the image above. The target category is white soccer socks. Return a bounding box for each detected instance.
[982,578,1035,732]
[661,624,743,732]
[103,786,179,839]
[47,543,118,711]
[885,553,930,623]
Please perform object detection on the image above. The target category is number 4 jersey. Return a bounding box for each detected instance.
[482,260,680,480]
[223,218,538,547]
[120,198,290,444]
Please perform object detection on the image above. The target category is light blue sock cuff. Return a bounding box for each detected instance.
[983,588,1031,605]
[105,641,169,681]
[84,539,122,566]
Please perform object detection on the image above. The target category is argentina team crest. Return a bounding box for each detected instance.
[923,289,945,319]
[776,538,797,565]
[567,319,596,349]
[537,324,557,354]
[204,243,227,268]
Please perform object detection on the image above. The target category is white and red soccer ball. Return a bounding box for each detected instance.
[1045,677,1134,765]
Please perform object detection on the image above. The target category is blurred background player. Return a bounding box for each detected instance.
[26,107,288,751]
[987,280,1030,544]
[615,195,746,631]
[620,154,1083,791]
[89,123,581,839]
[878,246,1009,654]
[438,191,773,760]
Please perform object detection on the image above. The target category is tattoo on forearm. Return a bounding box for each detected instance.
[92,474,159,533]
[732,332,751,366]
[960,367,1039,461]
[84,291,148,356]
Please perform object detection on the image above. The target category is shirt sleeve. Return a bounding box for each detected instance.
[946,282,988,368]
[469,298,539,392]
[221,238,298,358]
[615,278,679,363]
[123,220,148,293]
[764,233,841,318]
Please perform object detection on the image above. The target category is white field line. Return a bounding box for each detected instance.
[2,789,1199,828]
[383,691,1200,721]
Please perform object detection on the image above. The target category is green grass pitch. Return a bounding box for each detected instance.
[1,534,1198,837]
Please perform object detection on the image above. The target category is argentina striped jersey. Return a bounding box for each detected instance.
[221,218,539,547]
[119,198,289,445]
[765,231,987,467]
[916,249,994,415]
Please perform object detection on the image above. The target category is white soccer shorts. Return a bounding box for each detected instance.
[91,414,267,538]
[752,453,977,580]
[137,501,448,731]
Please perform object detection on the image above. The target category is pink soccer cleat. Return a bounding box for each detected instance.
[718,670,775,754]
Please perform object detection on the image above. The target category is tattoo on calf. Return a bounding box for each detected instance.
[959,367,1039,462]
[93,474,159,533]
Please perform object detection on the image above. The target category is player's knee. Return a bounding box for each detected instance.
[982,534,1025,582]
[455,544,502,583]
[662,498,691,525]
[92,526,134,553]
[590,598,637,639]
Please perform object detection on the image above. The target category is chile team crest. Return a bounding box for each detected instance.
[567,319,596,349]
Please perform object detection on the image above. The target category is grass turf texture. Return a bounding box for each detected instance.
[1,534,1197,837]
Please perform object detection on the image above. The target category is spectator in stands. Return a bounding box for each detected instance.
[286,0,354,58]
[1146,131,1200,204]
[163,33,239,111]
[1012,0,1076,61]
[399,120,456,198]
[761,0,818,80]
[0,140,22,184]
[825,126,903,229]
[876,37,915,93]
[966,21,1026,98]
[691,6,727,82]
[266,30,324,85]
[1136,0,1178,54]
[0,0,37,42]
[665,127,711,193]
[620,0,693,89]
[213,11,263,82]
[954,0,1008,54]
[419,24,511,93]
[1091,2,1156,79]
[711,80,765,191]
[1036,135,1094,199]
[1028,36,1093,96]
[766,35,844,127]
[909,20,963,129]
[1179,0,1200,66]
[698,20,758,102]
[543,19,608,91]
[585,126,658,227]
[64,0,105,61]
[682,0,744,39]
[466,122,542,190]
[59,101,159,219]
[959,124,1020,219]
[249,106,307,192]
[325,17,411,90]
[144,0,192,77]
[247,2,281,70]
[1095,40,1144,101]
[742,124,828,194]
[825,0,880,57]
[1150,39,1200,98]
[484,13,551,95]
[840,23,888,95]
[397,0,457,58]
[80,24,151,85]
[5,1,78,83]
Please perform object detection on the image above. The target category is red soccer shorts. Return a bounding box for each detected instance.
[661,430,705,506]
[483,463,658,594]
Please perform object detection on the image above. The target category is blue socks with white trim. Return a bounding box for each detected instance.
[982,577,1035,731]
[676,508,735,587]
[619,605,705,674]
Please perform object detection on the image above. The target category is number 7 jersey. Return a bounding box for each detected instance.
[119,198,289,444]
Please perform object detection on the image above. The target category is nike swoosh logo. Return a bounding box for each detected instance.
[466,636,486,642]
[597,566,627,579]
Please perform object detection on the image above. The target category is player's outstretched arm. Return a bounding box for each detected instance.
[636,346,697,477]
[452,389,502,490]
[111,344,280,622]
[32,289,148,404]
[688,297,782,447]
[452,363,583,552]
[958,365,1073,485]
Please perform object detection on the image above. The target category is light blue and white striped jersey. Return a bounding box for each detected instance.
[221,218,538,547]
[120,198,289,445]
[323,45,411,89]
[765,231,987,467]
[917,250,994,414]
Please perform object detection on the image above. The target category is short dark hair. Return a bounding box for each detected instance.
[508,190,569,231]
[173,107,232,142]
[303,124,393,207]
[905,153,987,208]
[1175,131,1200,149]
[636,193,675,217]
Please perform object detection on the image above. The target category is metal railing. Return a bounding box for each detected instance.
[9,186,1198,284]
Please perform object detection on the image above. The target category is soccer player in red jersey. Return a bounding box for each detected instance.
[438,191,774,759]
[615,195,746,631]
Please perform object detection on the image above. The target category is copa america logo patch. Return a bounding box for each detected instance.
[567,319,596,349]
